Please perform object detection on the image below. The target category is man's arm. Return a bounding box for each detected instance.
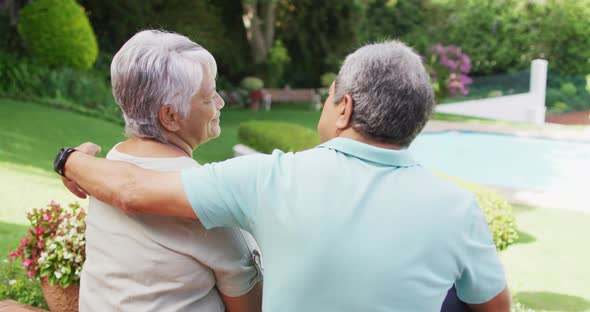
[63,144,196,219]
[467,287,510,312]
[221,282,263,312]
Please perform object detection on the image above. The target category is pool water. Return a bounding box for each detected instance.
[409,131,590,191]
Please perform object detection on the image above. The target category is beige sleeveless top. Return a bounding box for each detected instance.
[80,146,261,312]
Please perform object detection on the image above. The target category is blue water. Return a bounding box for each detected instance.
[409,131,590,191]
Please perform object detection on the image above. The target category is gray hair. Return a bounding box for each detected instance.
[111,30,217,142]
[334,40,434,148]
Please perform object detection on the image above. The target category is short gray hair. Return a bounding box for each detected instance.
[111,30,217,142]
[334,40,434,147]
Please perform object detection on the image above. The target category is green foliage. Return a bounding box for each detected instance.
[0,12,24,53]
[431,0,590,76]
[276,0,363,87]
[536,0,590,75]
[358,0,433,49]
[18,0,98,69]
[320,72,337,88]
[0,52,120,119]
[545,72,590,113]
[440,0,539,75]
[240,77,264,91]
[80,0,251,79]
[265,40,291,87]
[0,262,47,309]
[238,121,320,153]
[560,83,577,97]
[449,177,518,251]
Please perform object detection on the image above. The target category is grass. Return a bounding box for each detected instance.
[1,97,589,311]
[501,205,590,312]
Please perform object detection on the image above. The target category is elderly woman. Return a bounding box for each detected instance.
[80,30,262,312]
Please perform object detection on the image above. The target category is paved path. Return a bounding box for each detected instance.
[0,300,46,312]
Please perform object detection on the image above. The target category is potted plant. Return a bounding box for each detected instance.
[240,76,265,111]
[10,201,86,312]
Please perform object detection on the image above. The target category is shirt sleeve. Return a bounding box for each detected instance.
[199,227,262,297]
[455,200,507,304]
[181,153,272,233]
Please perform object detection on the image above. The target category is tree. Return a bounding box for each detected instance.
[241,0,277,65]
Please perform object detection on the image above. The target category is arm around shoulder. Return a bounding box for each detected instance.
[64,150,197,219]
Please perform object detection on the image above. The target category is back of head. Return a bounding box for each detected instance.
[110,30,217,142]
[334,40,434,148]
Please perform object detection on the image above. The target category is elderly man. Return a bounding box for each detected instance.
[55,40,510,311]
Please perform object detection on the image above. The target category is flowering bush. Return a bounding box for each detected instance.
[424,44,473,99]
[10,201,86,288]
[0,259,47,309]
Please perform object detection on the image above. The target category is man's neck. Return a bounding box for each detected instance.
[337,129,402,150]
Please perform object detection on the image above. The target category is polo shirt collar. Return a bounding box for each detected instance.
[317,137,418,167]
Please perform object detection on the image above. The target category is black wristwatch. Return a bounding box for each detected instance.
[53,147,77,177]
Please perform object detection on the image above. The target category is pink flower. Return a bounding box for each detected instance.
[19,237,29,247]
[27,270,36,277]
[22,259,33,268]
[37,241,43,249]
[35,226,45,235]
[9,252,19,259]
[42,214,50,221]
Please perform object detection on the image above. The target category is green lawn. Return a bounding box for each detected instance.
[1,98,589,311]
[502,205,590,312]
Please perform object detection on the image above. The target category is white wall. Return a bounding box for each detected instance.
[435,59,548,124]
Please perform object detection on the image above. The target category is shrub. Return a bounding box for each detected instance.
[320,72,337,88]
[238,121,319,154]
[536,0,590,75]
[559,83,577,97]
[239,121,518,251]
[0,261,47,309]
[424,44,473,99]
[545,72,590,113]
[440,0,538,75]
[18,0,98,69]
[266,40,291,87]
[445,176,518,251]
[240,77,264,91]
[437,0,590,76]
[0,52,119,119]
[10,202,86,288]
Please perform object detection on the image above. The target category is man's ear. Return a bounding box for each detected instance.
[158,105,181,132]
[335,94,353,129]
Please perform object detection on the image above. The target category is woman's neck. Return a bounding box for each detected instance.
[115,137,193,158]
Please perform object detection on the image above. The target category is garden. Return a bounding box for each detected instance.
[1,0,590,311]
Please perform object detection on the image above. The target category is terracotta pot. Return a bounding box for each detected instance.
[40,277,79,312]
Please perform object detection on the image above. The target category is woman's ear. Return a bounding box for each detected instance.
[158,105,181,132]
[335,94,353,130]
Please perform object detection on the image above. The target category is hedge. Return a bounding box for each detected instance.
[238,121,320,154]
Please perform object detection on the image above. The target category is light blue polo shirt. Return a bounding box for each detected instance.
[182,137,506,311]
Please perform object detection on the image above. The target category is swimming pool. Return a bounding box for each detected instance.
[409,131,590,191]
